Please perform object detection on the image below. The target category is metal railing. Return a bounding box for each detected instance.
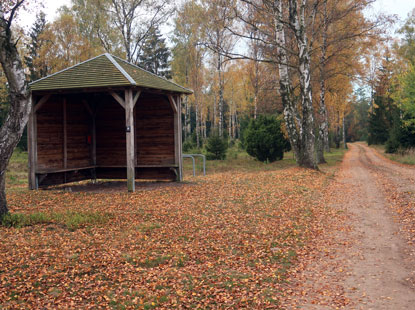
[182,154,206,176]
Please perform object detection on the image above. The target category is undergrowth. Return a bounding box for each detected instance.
[1,210,112,231]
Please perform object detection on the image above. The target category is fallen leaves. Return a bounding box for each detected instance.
[1,166,343,309]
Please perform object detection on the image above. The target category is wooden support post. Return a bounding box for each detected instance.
[28,95,37,190]
[168,95,182,181]
[174,98,179,168]
[63,98,67,169]
[92,113,96,166]
[177,96,183,181]
[125,89,135,192]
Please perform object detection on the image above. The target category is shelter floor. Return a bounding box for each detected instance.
[43,179,186,193]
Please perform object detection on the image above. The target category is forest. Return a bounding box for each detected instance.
[2,0,414,167]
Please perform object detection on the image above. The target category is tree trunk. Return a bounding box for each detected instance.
[342,113,347,149]
[335,111,340,149]
[275,0,317,169]
[195,101,200,148]
[232,111,236,139]
[228,105,232,139]
[184,96,190,140]
[317,79,329,163]
[217,52,224,137]
[296,0,317,169]
[213,93,217,132]
[316,0,329,164]
[0,9,32,217]
[0,171,7,217]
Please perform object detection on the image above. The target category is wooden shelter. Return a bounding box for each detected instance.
[28,53,192,192]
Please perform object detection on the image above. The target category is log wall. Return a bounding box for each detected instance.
[136,93,175,165]
[36,97,63,170]
[36,95,91,171]
[67,97,91,168]
[96,94,126,166]
[33,90,178,187]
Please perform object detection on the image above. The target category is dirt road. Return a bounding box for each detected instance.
[298,143,415,309]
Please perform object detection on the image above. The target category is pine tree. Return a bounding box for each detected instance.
[138,27,171,79]
[24,11,48,82]
[368,95,395,145]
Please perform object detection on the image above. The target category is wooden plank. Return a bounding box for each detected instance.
[34,94,51,113]
[167,95,178,114]
[36,166,96,174]
[125,89,135,192]
[63,98,67,169]
[28,95,37,190]
[82,100,94,116]
[110,91,125,108]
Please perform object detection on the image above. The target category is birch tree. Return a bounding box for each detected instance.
[203,0,236,137]
[172,0,206,147]
[233,0,318,168]
[0,0,32,217]
[313,0,382,162]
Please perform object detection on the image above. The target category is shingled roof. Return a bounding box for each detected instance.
[30,53,192,94]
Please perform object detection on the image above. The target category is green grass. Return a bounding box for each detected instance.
[6,149,28,186]
[370,144,415,165]
[1,210,112,231]
[6,145,346,189]
[183,143,346,176]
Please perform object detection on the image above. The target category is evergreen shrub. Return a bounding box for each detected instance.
[205,133,228,160]
[244,115,287,162]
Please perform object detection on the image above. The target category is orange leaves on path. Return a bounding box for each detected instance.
[1,167,341,309]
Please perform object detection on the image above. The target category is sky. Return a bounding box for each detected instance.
[17,0,415,32]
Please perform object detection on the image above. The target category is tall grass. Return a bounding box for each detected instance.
[1,210,112,231]
[371,144,415,165]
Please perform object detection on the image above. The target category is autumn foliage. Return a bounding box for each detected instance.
[0,154,346,309]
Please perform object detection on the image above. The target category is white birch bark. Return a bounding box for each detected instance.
[274,0,317,169]
[217,51,224,137]
[317,0,329,163]
[0,8,32,216]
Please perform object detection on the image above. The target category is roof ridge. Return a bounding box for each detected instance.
[105,53,136,85]
[111,55,193,94]
[30,54,108,86]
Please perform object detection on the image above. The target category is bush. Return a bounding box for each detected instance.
[205,133,228,160]
[182,139,195,153]
[244,115,287,162]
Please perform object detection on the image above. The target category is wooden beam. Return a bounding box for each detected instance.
[110,91,125,109]
[34,94,51,113]
[63,98,67,169]
[133,91,141,107]
[82,99,94,116]
[172,95,180,172]
[167,95,178,114]
[132,91,140,166]
[28,95,37,190]
[125,89,135,192]
[177,96,183,181]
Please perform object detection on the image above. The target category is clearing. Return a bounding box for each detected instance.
[2,144,415,309]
